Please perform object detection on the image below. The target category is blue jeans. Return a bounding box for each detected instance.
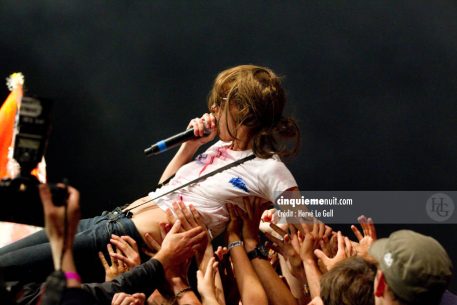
[0,208,147,284]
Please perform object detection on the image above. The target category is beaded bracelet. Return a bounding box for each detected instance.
[228,240,244,250]
[175,286,192,299]
[65,272,81,282]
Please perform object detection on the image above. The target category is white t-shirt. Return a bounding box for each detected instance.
[149,141,297,237]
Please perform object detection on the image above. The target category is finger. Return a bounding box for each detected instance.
[234,205,248,221]
[196,117,205,137]
[190,118,199,136]
[144,232,161,252]
[337,231,345,254]
[159,222,168,239]
[312,219,319,235]
[188,229,207,247]
[98,251,110,270]
[351,225,364,241]
[107,243,116,262]
[165,208,176,226]
[110,237,131,257]
[314,248,329,262]
[202,113,211,130]
[179,200,198,228]
[112,292,126,305]
[318,222,325,239]
[208,113,217,129]
[344,237,353,257]
[358,215,369,236]
[270,223,287,237]
[299,222,310,236]
[110,253,134,268]
[205,257,216,279]
[189,204,206,229]
[112,292,120,305]
[132,293,146,303]
[323,225,333,241]
[288,223,298,237]
[168,220,182,235]
[121,235,139,253]
[120,296,134,305]
[172,201,192,231]
[243,197,254,220]
[182,225,205,241]
[227,203,236,220]
[367,217,377,240]
[196,269,204,282]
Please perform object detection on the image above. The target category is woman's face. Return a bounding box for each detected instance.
[212,102,250,146]
[212,103,235,142]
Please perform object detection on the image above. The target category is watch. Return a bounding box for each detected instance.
[247,244,269,260]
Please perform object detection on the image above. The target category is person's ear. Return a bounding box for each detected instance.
[374,271,386,297]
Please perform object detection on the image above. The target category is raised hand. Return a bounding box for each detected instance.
[296,220,324,262]
[350,215,377,258]
[98,243,128,282]
[265,223,305,281]
[108,235,141,267]
[239,197,268,250]
[197,257,222,305]
[314,231,353,271]
[154,220,207,279]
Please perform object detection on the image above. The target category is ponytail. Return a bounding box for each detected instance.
[252,116,300,159]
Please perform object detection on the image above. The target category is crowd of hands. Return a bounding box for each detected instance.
[40,184,378,305]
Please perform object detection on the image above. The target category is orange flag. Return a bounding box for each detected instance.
[0,73,23,179]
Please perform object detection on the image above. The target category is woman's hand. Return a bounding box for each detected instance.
[186,113,218,147]
[265,223,306,281]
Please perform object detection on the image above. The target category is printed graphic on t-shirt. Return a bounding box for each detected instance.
[196,145,229,174]
[229,177,249,193]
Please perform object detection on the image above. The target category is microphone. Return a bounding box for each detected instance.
[144,127,210,156]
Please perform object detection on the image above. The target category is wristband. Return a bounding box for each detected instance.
[175,286,192,298]
[228,240,244,250]
[65,272,81,282]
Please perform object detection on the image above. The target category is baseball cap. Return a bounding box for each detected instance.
[369,230,453,305]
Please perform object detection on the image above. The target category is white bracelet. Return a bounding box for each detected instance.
[228,240,244,250]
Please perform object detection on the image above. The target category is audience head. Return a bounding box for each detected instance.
[369,230,453,305]
[320,256,376,305]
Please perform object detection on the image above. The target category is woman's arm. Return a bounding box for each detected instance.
[159,113,217,184]
[159,142,200,184]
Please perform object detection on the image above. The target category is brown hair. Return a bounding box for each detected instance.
[320,257,377,305]
[207,65,300,158]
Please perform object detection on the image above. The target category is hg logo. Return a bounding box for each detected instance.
[426,193,455,222]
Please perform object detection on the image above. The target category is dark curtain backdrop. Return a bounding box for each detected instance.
[1,1,456,291]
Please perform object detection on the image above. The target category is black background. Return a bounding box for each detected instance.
[1,1,456,291]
